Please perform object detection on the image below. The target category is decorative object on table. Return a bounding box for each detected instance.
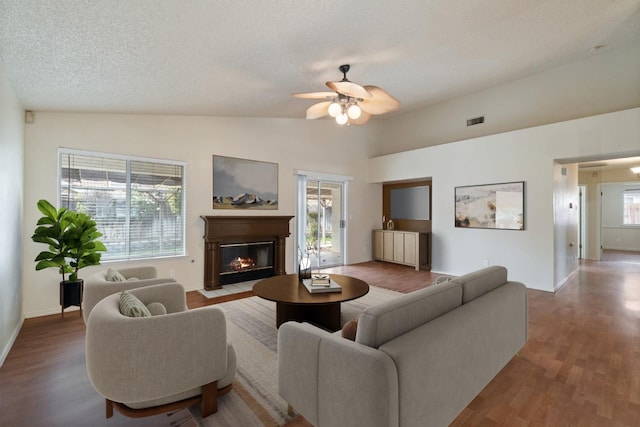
[212,155,278,210]
[298,247,312,280]
[292,64,400,126]
[454,181,525,230]
[386,219,394,230]
[311,274,330,285]
[31,199,107,318]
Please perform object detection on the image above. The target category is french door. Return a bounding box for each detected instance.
[296,174,348,271]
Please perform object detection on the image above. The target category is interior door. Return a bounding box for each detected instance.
[304,180,344,269]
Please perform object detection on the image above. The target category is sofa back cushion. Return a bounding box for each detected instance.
[452,265,508,304]
[356,281,462,348]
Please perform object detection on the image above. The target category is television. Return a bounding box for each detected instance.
[390,186,430,220]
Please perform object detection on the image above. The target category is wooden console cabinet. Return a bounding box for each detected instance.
[373,229,430,271]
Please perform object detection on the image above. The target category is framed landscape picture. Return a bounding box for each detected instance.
[454,181,524,230]
[212,155,278,210]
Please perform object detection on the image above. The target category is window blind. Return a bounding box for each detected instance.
[59,150,185,260]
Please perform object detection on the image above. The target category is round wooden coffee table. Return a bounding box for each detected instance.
[253,273,369,331]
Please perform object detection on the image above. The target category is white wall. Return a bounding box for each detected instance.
[552,163,579,289]
[371,45,640,157]
[369,108,640,292]
[0,64,24,365]
[601,182,640,251]
[22,113,381,318]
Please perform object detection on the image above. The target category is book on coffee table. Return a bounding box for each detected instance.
[301,278,342,294]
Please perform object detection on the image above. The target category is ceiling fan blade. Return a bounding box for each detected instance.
[326,81,373,99]
[359,85,400,115]
[306,101,332,119]
[292,91,336,100]
[349,111,372,125]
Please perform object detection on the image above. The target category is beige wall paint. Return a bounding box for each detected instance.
[22,112,381,318]
[0,65,24,365]
[371,45,640,157]
[369,108,640,292]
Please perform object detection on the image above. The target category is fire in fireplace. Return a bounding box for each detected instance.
[219,241,275,285]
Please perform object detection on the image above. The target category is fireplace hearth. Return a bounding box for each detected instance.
[201,216,293,290]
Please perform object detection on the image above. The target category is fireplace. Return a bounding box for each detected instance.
[219,241,274,285]
[201,216,293,290]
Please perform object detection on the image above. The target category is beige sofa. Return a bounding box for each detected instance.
[83,266,176,323]
[85,282,236,418]
[278,266,527,427]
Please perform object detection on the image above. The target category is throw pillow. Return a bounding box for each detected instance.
[106,268,126,282]
[146,302,167,316]
[119,291,151,317]
[342,319,358,341]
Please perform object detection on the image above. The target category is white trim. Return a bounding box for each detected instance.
[0,316,24,367]
[294,169,353,181]
[555,268,578,291]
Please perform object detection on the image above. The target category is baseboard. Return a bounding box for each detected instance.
[24,306,79,319]
[0,316,24,367]
[554,268,578,291]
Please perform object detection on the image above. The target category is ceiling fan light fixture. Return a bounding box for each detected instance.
[328,101,341,117]
[347,103,361,119]
[336,112,349,125]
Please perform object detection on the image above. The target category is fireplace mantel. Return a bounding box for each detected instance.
[201,215,293,290]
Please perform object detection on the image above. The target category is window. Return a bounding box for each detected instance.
[59,149,185,261]
[623,189,640,225]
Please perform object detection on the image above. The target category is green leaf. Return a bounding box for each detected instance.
[36,199,57,219]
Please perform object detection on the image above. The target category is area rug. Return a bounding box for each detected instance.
[179,285,402,426]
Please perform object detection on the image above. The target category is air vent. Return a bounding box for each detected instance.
[466,116,484,126]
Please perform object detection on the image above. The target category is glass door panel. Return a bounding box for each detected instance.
[305,180,343,269]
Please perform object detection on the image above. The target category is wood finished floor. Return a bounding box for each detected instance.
[1,251,639,426]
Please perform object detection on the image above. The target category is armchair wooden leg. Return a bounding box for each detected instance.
[106,399,114,418]
[200,381,218,418]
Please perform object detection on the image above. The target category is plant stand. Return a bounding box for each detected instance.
[60,280,83,319]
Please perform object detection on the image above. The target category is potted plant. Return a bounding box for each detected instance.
[31,199,107,316]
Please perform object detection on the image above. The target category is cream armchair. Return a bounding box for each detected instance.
[82,266,175,323]
[85,282,236,419]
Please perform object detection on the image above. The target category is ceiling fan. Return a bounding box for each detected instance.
[292,64,400,125]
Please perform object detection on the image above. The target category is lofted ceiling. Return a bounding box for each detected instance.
[0,1,639,120]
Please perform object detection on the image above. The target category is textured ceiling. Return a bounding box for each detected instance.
[1,0,639,120]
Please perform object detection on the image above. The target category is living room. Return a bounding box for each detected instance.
[1,2,640,426]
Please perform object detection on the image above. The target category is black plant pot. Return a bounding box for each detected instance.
[60,279,83,318]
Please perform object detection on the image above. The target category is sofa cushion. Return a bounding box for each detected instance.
[452,266,508,303]
[356,281,462,348]
[106,268,126,282]
[119,291,151,317]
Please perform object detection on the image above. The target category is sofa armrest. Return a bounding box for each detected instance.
[278,322,399,427]
[86,289,228,404]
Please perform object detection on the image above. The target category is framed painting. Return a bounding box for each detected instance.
[455,181,524,230]
[212,155,278,210]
